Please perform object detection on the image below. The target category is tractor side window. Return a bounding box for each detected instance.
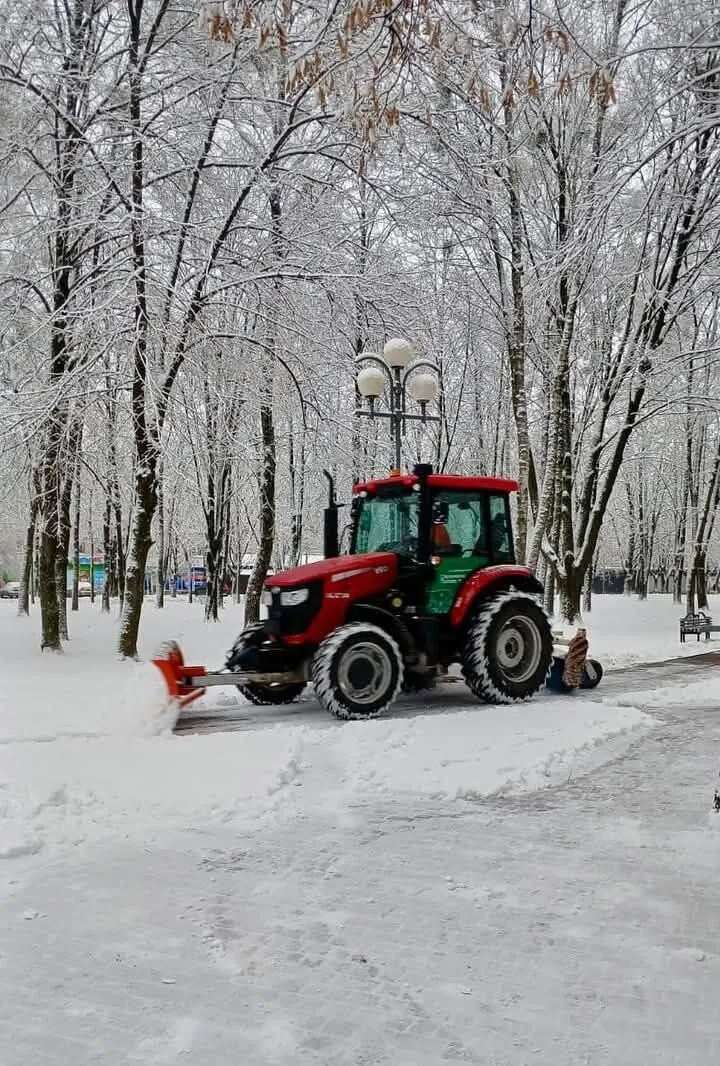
[433,492,488,557]
[488,495,513,561]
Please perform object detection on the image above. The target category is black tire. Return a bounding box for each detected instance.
[238,679,307,706]
[579,658,603,690]
[312,622,403,720]
[462,591,552,703]
[227,626,306,706]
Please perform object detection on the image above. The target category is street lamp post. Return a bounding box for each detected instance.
[355,338,441,469]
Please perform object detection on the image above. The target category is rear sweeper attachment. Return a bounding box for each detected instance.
[153,465,602,721]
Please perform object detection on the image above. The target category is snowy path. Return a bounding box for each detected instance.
[3,691,720,1064]
[175,650,720,734]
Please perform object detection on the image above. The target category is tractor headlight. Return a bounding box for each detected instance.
[280,587,309,607]
[261,589,273,607]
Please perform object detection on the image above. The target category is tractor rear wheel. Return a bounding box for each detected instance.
[312,622,404,720]
[227,626,306,706]
[462,591,552,703]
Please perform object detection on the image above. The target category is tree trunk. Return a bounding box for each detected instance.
[245,173,282,624]
[71,464,81,612]
[686,563,697,615]
[558,570,583,626]
[114,493,125,607]
[350,175,370,483]
[288,420,305,567]
[56,531,69,643]
[218,529,228,613]
[89,527,95,605]
[583,562,593,614]
[18,467,41,617]
[234,525,245,605]
[119,470,156,657]
[39,519,61,650]
[102,496,112,612]
[38,415,64,651]
[205,534,223,622]
[19,516,36,618]
[118,3,157,657]
[542,428,563,617]
[543,569,555,618]
[245,395,276,625]
[156,470,165,609]
[32,522,40,604]
[692,548,709,610]
[494,45,535,560]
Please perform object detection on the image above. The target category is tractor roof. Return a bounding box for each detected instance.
[353,474,519,495]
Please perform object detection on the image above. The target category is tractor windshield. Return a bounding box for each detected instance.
[352,489,419,556]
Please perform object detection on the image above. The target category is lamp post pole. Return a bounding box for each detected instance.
[355,338,441,470]
[391,366,402,469]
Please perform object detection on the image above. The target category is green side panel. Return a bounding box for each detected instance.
[425,556,488,615]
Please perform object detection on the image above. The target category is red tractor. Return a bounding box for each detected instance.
[156,464,569,719]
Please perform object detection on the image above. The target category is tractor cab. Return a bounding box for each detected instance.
[347,467,518,615]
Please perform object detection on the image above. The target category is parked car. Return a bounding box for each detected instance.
[78,580,92,597]
[0,581,20,599]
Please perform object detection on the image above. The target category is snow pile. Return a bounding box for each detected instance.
[0,727,305,855]
[329,699,651,801]
[114,660,184,736]
[610,676,720,709]
[0,599,246,744]
[0,697,652,858]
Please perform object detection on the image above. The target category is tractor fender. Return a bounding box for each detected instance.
[346,603,415,657]
[450,566,544,630]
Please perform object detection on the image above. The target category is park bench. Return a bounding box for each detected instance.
[679,611,720,642]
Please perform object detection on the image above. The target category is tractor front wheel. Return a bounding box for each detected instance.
[463,592,552,703]
[238,679,307,707]
[312,623,404,720]
[227,626,306,706]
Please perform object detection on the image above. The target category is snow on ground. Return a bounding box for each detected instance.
[0,597,246,743]
[1,592,716,860]
[579,592,720,668]
[326,703,651,801]
[3,595,720,1064]
[2,695,651,860]
[0,595,665,862]
[0,590,702,741]
[614,676,720,708]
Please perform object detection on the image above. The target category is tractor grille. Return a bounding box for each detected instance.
[266,580,323,637]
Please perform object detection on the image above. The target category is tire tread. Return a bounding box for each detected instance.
[312,622,403,720]
[462,590,552,704]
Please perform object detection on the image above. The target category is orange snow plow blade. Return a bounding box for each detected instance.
[152,641,207,709]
